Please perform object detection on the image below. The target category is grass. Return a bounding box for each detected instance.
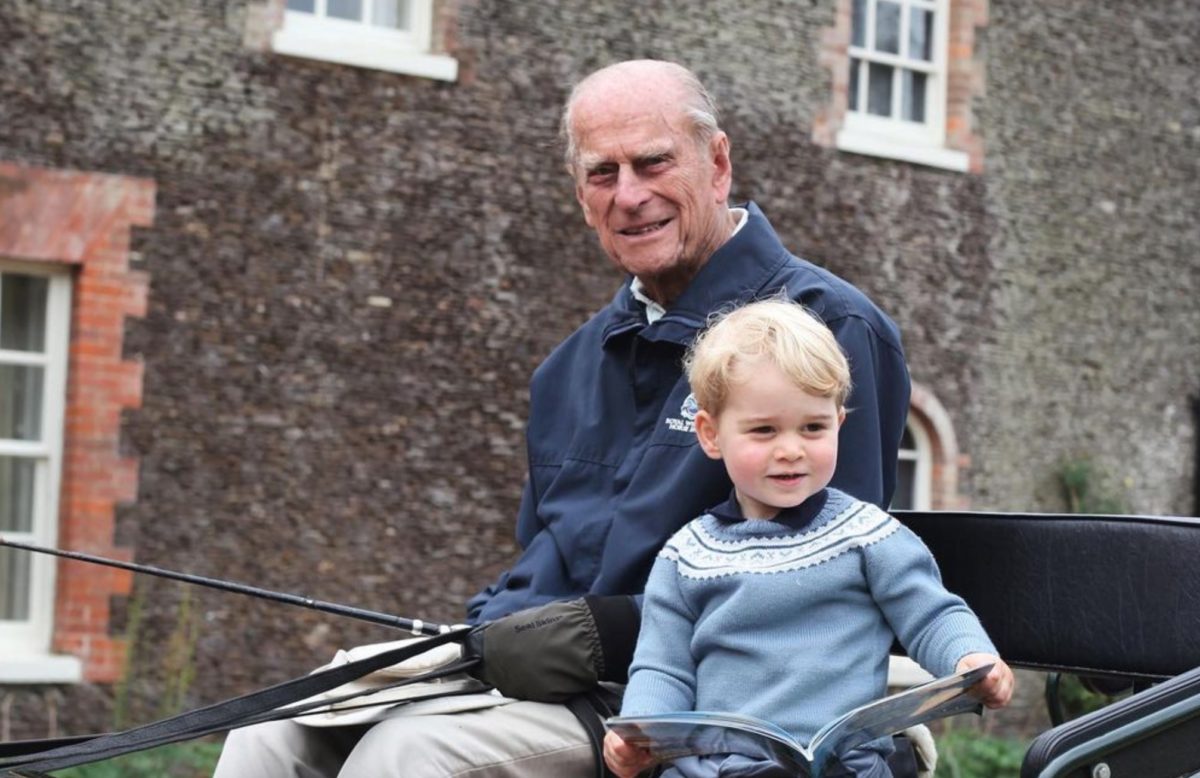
[52,738,222,778]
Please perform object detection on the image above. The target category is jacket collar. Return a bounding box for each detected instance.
[600,202,792,347]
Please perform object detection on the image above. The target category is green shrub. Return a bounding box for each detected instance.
[54,738,222,778]
[935,730,1025,778]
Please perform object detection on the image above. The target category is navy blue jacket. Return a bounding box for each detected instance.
[467,202,910,623]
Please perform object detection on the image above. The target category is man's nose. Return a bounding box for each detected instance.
[613,168,650,210]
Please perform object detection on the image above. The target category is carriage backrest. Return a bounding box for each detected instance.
[894,510,1200,681]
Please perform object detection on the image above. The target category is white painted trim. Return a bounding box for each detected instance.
[0,653,84,683]
[273,9,458,81]
[905,414,934,511]
[0,262,71,664]
[836,126,969,172]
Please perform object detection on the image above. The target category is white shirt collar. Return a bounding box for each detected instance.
[631,208,748,324]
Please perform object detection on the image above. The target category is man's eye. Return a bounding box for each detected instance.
[586,166,616,182]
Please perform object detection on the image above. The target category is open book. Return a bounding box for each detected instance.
[605,663,992,778]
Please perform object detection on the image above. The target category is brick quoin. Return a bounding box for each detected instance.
[0,160,154,683]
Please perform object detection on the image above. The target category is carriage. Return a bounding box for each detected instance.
[3,507,1199,777]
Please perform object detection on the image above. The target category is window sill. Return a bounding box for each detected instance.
[0,653,84,684]
[272,31,458,81]
[836,128,969,173]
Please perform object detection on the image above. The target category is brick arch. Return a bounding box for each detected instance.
[908,381,969,510]
[0,160,154,682]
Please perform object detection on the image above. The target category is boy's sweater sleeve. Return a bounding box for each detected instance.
[618,554,698,716]
[865,522,997,678]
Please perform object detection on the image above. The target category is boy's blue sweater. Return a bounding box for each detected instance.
[467,203,910,623]
[620,488,996,749]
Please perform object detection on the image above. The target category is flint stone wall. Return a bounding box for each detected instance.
[0,0,1196,740]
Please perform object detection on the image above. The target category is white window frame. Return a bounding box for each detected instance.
[273,0,458,82]
[0,259,81,682]
[896,415,933,511]
[837,0,969,172]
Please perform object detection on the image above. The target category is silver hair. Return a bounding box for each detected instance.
[559,62,722,174]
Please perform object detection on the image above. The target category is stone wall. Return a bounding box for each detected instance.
[0,0,1196,740]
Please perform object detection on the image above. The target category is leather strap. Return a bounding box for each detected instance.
[0,627,475,773]
[565,690,620,778]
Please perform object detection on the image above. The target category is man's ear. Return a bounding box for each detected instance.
[709,132,732,203]
[694,410,723,460]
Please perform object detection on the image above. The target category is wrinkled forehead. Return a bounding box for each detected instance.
[570,90,694,169]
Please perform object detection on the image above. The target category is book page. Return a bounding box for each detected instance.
[606,711,814,775]
[607,664,991,777]
[808,663,991,769]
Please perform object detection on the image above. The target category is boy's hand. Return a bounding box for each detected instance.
[603,730,655,778]
[957,652,1015,708]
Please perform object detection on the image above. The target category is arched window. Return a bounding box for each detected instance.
[891,416,933,511]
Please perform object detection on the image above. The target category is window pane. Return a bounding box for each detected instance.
[0,456,36,532]
[371,0,410,29]
[286,0,316,11]
[851,0,867,48]
[327,0,363,21]
[874,0,901,54]
[909,7,934,61]
[892,459,916,510]
[1,273,49,352]
[849,58,861,112]
[0,545,31,621]
[901,69,927,122]
[867,62,894,117]
[0,365,44,441]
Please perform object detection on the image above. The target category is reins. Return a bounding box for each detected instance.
[0,538,481,774]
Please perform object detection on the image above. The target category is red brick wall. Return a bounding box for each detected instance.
[0,161,154,682]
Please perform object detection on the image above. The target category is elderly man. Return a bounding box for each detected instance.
[215,59,910,778]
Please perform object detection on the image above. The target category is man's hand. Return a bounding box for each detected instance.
[464,596,640,702]
[603,730,655,778]
[957,652,1015,709]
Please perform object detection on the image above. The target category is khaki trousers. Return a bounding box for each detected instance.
[212,697,595,778]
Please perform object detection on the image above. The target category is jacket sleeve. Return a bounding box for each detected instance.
[465,475,570,623]
[825,314,911,509]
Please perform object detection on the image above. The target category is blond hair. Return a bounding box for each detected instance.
[684,299,851,415]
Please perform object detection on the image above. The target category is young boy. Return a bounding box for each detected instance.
[603,299,1013,778]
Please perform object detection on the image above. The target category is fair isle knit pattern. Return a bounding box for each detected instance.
[621,488,997,752]
[661,499,899,580]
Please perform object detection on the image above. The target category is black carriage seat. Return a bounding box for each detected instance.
[895,510,1200,778]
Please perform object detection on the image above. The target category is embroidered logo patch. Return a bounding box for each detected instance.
[664,393,699,433]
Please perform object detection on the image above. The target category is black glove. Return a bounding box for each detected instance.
[465,595,640,702]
